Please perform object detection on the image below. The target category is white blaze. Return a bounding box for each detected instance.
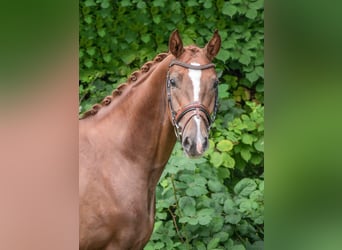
[188,62,202,102]
[188,62,204,153]
[194,116,203,153]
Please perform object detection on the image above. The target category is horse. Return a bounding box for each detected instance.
[79,30,221,250]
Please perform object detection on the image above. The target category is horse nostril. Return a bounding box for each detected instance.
[182,136,191,151]
[203,137,209,150]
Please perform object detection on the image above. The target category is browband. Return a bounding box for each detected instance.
[169,60,215,70]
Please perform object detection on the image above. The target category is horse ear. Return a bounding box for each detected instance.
[169,30,184,58]
[205,30,221,61]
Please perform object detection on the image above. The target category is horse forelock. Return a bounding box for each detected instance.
[187,45,201,54]
[80,52,169,119]
[175,45,210,66]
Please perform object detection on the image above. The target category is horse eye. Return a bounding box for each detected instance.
[170,78,177,87]
[213,79,219,89]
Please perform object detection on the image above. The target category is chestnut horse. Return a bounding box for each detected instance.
[79,30,221,250]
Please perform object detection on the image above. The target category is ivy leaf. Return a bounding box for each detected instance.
[179,173,195,183]
[249,0,264,10]
[153,221,163,232]
[234,178,257,196]
[141,34,151,43]
[124,31,137,43]
[218,84,229,99]
[154,242,164,249]
[194,175,207,186]
[84,59,93,68]
[121,53,136,64]
[246,9,258,19]
[207,237,220,249]
[198,215,212,225]
[179,216,190,223]
[216,49,230,62]
[198,208,215,217]
[222,153,235,168]
[86,47,96,56]
[217,168,230,180]
[153,0,166,7]
[240,148,251,161]
[222,3,237,17]
[166,164,179,174]
[137,1,147,9]
[186,0,199,7]
[224,198,235,213]
[179,196,196,216]
[217,140,233,152]
[251,154,263,165]
[208,180,223,192]
[84,0,96,7]
[242,133,254,145]
[254,136,264,152]
[239,199,252,212]
[256,82,264,92]
[239,54,251,65]
[84,15,92,24]
[153,15,161,24]
[156,212,167,220]
[210,152,223,168]
[103,54,111,63]
[250,190,263,202]
[187,15,196,24]
[222,40,236,49]
[214,231,229,242]
[246,241,264,250]
[259,181,264,192]
[204,1,212,9]
[98,28,106,38]
[232,244,246,250]
[120,0,132,7]
[186,186,208,197]
[211,216,224,233]
[78,49,84,58]
[101,0,110,9]
[194,241,206,250]
[144,244,154,250]
[188,217,199,225]
[246,71,259,83]
[225,213,241,224]
[255,66,264,78]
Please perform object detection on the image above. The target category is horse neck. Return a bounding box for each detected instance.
[103,54,176,182]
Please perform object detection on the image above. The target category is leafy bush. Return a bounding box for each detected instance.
[79,0,264,249]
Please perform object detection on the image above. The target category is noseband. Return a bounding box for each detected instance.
[166,60,219,141]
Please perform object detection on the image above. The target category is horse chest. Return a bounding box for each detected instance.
[109,188,156,249]
[80,187,155,250]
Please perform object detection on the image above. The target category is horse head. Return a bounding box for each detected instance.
[167,30,221,158]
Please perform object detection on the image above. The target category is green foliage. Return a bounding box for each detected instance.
[146,151,264,249]
[79,0,264,249]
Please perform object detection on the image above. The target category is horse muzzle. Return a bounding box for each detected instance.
[181,114,209,158]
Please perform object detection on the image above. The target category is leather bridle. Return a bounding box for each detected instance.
[166,60,219,141]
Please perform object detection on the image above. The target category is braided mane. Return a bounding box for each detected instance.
[80,52,169,119]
